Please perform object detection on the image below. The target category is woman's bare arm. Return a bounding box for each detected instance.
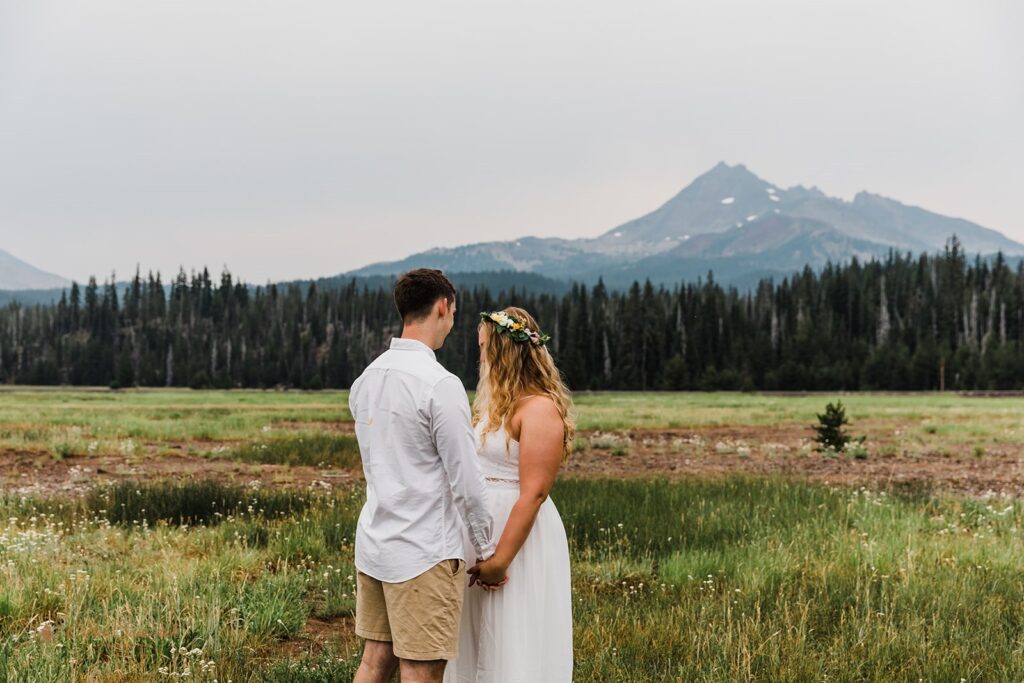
[468,396,564,587]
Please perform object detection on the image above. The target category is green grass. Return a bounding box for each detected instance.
[0,387,351,455]
[559,477,1024,681]
[5,388,1024,460]
[224,433,362,468]
[85,479,314,527]
[1,476,1023,680]
[0,482,363,681]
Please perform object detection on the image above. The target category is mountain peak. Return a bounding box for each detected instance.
[699,161,758,182]
[594,162,777,243]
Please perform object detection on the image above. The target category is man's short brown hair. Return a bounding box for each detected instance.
[393,269,457,322]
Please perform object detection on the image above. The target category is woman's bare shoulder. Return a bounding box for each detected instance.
[518,395,562,427]
[510,394,560,438]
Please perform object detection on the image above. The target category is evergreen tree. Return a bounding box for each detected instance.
[4,238,1024,391]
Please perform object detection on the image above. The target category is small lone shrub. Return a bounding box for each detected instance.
[814,401,851,452]
[813,401,866,455]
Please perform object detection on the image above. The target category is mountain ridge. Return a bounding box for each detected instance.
[0,249,71,291]
[6,163,1021,298]
[349,163,1024,286]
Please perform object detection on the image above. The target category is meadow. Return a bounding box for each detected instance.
[1,388,1023,681]
[3,388,1024,458]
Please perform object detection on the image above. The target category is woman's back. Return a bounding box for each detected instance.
[474,421,522,483]
[443,421,573,683]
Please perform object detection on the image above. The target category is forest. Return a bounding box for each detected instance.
[3,237,1024,391]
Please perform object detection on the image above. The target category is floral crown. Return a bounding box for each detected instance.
[480,311,551,347]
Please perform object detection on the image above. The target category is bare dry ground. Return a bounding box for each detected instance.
[261,615,359,663]
[3,421,1022,499]
[566,425,1024,498]
[0,446,357,497]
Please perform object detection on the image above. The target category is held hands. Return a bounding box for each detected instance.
[468,556,509,591]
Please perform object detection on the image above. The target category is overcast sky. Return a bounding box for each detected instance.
[1,0,1021,285]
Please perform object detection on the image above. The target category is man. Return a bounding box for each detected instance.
[350,268,496,683]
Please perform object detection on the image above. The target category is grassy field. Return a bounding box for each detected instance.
[3,387,1024,457]
[0,388,350,457]
[2,477,1023,681]
[1,388,1023,680]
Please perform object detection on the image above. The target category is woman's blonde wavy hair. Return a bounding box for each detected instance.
[473,306,575,459]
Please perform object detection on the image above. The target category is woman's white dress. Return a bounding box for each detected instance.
[444,422,573,683]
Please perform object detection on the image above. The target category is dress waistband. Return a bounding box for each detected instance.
[484,475,520,489]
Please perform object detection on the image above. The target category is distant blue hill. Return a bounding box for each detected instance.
[0,249,71,291]
[0,270,572,307]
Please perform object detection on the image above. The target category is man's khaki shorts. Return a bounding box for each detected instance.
[355,559,466,661]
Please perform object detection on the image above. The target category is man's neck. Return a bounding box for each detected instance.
[400,325,438,351]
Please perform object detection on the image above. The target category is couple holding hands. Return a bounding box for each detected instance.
[350,269,574,683]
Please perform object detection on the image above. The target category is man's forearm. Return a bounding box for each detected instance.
[459,481,496,559]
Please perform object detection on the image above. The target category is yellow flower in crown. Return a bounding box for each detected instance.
[512,323,523,330]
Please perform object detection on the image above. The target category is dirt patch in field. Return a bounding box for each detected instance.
[566,427,1024,498]
[2,422,1022,499]
[263,615,360,661]
[0,448,357,497]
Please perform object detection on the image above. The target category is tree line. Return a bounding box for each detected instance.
[3,237,1024,391]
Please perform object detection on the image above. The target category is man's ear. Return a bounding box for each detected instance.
[436,297,449,318]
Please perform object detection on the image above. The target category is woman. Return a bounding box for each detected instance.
[444,307,575,683]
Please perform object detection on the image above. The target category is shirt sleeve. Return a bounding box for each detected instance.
[429,375,496,560]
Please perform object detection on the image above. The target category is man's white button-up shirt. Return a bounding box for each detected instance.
[349,337,496,583]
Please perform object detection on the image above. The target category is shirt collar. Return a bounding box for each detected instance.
[389,337,437,359]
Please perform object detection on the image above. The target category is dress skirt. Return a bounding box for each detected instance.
[444,483,573,683]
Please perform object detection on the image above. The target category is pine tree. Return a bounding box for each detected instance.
[813,401,851,452]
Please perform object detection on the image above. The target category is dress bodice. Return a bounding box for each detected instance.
[474,420,520,484]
